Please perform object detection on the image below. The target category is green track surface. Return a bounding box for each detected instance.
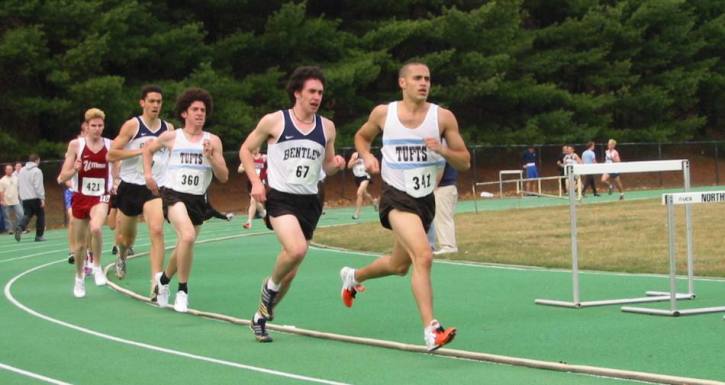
[2,188,724,384]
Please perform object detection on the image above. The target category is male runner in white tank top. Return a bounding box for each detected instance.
[239,66,345,342]
[107,85,173,298]
[601,138,624,200]
[340,61,470,351]
[143,88,228,312]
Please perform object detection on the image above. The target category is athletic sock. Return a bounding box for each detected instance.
[267,279,281,292]
[160,272,170,285]
[178,282,188,293]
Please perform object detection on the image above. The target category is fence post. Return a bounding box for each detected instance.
[715,142,720,186]
[658,143,663,187]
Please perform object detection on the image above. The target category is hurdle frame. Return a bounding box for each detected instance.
[472,175,566,213]
[622,191,725,316]
[499,170,523,197]
[535,159,696,308]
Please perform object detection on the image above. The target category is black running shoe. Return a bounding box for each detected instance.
[111,245,118,255]
[127,247,135,256]
[250,315,272,342]
[67,253,75,264]
[258,279,278,321]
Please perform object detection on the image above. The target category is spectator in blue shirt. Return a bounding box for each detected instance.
[522,146,538,195]
[581,141,599,197]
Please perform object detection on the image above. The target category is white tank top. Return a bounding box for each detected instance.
[352,158,369,178]
[165,129,213,195]
[119,116,170,186]
[380,102,445,197]
[266,110,327,195]
[605,149,618,163]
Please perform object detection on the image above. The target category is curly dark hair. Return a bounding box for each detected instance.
[286,66,325,104]
[175,88,213,122]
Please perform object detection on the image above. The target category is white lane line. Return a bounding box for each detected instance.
[0,362,72,385]
[4,248,347,385]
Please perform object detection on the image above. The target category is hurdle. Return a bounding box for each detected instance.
[472,175,567,213]
[499,170,523,197]
[535,159,696,308]
[622,191,725,316]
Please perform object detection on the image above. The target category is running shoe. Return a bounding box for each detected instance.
[154,272,170,308]
[352,214,359,220]
[73,276,86,298]
[257,279,278,321]
[340,267,365,308]
[373,198,379,212]
[250,314,272,342]
[173,291,188,313]
[93,266,107,286]
[115,257,126,279]
[243,222,252,229]
[111,245,118,255]
[14,227,21,242]
[225,213,234,221]
[127,247,135,256]
[67,253,75,264]
[424,320,456,352]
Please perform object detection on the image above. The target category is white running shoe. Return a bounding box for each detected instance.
[93,266,107,286]
[155,272,170,308]
[174,291,188,313]
[73,276,86,298]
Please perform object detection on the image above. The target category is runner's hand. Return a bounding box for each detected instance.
[362,153,379,174]
[251,181,266,203]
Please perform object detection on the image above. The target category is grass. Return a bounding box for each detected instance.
[314,198,725,277]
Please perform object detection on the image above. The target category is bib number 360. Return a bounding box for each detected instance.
[403,166,436,198]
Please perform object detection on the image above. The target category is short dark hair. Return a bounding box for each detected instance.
[399,59,428,78]
[175,88,213,122]
[28,154,39,163]
[141,85,163,100]
[286,66,325,104]
[587,141,595,148]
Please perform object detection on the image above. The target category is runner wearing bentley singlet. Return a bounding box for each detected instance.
[107,85,173,300]
[57,108,112,298]
[239,66,345,342]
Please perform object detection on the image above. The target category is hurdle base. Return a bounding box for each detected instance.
[645,290,696,298]
[623,303,725,317]
[535,293,692,308]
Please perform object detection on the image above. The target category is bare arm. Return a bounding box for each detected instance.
[108,119,141,161]
[354,105,386,174]
[57,140,81,184]
[205,135,228,183]
[346,152,358,169]
[429,108,470,172]
[142,130,174,195]
[322,118,345,176]
[240,112,279,203]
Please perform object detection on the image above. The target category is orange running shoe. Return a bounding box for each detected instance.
[340,267,365,307]
[424,320,456,352]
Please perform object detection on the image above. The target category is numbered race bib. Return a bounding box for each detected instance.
[403,166,437,198]
[175,169,205,194]
[352,162,368,178]
[286,159,319,186]
[81,177,106,196]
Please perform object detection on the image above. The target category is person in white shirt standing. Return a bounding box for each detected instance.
[0,164,24,235]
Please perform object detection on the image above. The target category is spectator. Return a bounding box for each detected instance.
[432,162,459,255]
[15,154,46,242]
[1,164,25,236]
[581,141,600,197]
[556,145,567,192]
[522,146,538,195]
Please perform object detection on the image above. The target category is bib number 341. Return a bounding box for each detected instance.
[403,166,436,198]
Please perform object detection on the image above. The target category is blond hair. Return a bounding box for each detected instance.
[608,139,617,146]
[84,108,105,122]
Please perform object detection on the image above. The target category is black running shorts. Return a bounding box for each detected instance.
[264,188,322,240]
[116,181,160,216]
[161,187,206,226]
[379,182,436,232]
[354,175,371,187]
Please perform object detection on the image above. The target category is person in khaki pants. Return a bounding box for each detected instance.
[433,162,459,255]
[0,164,24,234]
